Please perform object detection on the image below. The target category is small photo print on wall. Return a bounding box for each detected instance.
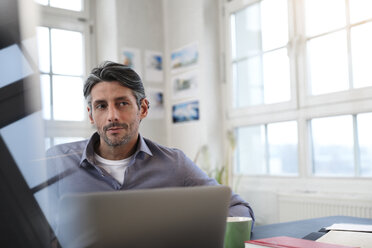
[171,42,198,73]
[172,100,199,123]
[146,88,164,119]
[145,50,163,82]
[121,47,142,77]
[172,70,198,99]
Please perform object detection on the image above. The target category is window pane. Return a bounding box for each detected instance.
[36,27,50,73]
[349,0,372,24]
[235,125,266,174]
[305,0,345,36]
[51,29,83,76]
[233,56,263,108]
[351,22,372,88]
[263,48,290,104]
[311,116,354,176]
[233,2,261,59]
[357,113,372,176]
[308,31,349,95]
[233,49,290,108]
[267,121,298,175]
[49,0,82,11]
[52,75,84,121]
[261,0,288,51]
[40,74,51,120]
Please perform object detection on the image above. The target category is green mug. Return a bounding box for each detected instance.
[224,217,252,248]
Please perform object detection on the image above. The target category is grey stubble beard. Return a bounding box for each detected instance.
[99,123,131,147]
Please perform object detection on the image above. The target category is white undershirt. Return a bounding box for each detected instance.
[94,153,132,185]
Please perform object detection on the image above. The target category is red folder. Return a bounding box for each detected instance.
[245,236,356,248]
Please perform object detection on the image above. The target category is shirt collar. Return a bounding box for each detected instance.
[136,133,153,157]
[79,132,152,167]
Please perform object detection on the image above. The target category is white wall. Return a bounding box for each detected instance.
[116,0,166,145]
[94,0,224,162]
[95,0,119,62]
[163,0,224,166]
[94,0,167,145]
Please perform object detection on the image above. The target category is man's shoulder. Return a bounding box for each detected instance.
[46,139,88,157]
[143,137,185,158]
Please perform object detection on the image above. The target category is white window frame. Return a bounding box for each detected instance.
[224,0,298,120]
[37,1,94,145]
[222,0,372,179]
[296,0,372,108]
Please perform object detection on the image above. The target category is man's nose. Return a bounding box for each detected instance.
[107,105,119,122]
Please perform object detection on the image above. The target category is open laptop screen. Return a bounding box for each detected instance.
[57,186,231,248]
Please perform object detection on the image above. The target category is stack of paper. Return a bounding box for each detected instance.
[325,223,372,232]
[316,223,372,248]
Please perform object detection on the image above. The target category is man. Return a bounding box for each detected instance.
[46,61,254,228]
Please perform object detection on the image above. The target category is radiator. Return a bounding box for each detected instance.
[278,191,372,222]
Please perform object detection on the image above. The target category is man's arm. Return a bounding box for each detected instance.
[179,151,255,223]
[229,193,255,220]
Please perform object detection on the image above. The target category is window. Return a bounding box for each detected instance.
[230,0,291,108]
[225,0,372,177]
[35,0,83,11]
[36,0,91,148]
[37,27,85,121]
[305,0,372,95]
[235,121,298,175]
[358,113,372,176]
[310,113,372,177]
[310,115,354,176]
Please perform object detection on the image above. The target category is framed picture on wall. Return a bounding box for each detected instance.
[146,88,164,119]
[170,42,198,74]
[172,100,199,123]
[145,50,163,82]
[171,70,198,99]
[121,47,142,77]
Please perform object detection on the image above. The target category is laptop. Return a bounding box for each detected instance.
[57,185,231,248]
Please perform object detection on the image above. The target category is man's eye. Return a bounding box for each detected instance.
[96,104,106,109]
[119,102,128,106]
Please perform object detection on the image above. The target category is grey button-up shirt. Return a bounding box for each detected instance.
[46,132,254,227]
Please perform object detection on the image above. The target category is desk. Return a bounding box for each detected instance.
[251,216,372,240]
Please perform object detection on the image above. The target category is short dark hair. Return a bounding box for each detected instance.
[84,61,146,109]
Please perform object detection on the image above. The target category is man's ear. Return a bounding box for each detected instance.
[87,106,94,124]
[140,98,149,120]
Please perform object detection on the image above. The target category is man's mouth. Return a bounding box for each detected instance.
[108,127,122,131]
[106,127,124,135]
[104,123,128,132]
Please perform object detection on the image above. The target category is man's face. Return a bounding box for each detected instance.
[87,81,148,148]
